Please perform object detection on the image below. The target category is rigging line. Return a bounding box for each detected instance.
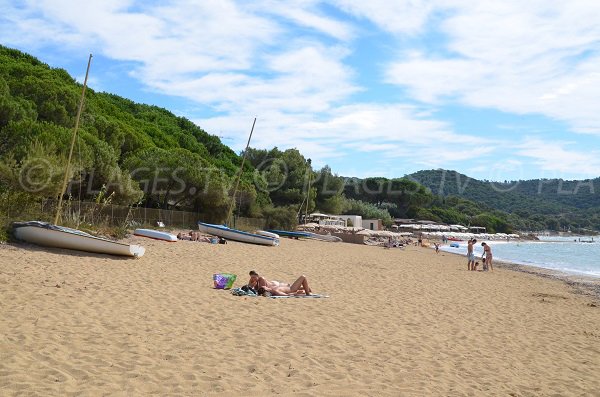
[76,125,82,228]
[304,162,312,225]
[54,53,93,225]
[297,194,307,218]
[226,117,256,226]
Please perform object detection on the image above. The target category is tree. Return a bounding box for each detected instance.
[0,141,72,199]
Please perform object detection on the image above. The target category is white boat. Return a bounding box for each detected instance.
[133,228,177,242]
[12,221,145,257]
[255,230,280,239]
[267,229,311,239]
[197,222,279,246]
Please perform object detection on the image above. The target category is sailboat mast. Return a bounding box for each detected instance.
[304,159,312,225]
[54,54,93,225]
[226,117,256,226]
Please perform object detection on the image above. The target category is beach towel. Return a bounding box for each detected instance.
[231,287,258,296]
[213,273,237,289]
[269,294,329,299]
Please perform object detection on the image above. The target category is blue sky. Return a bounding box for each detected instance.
[2,0,600,181]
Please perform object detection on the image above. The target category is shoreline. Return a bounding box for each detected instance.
[436,244,600,302]
[492,259,600,302]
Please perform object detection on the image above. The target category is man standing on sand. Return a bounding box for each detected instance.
[481,242,493,271]
[467,239,477,270]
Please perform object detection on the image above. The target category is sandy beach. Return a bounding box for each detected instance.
[1,235,599,396]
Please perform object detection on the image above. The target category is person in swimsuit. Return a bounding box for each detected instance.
[248,271,311,295]
[248,270,290,289]
[467,239,477,270]
[177,232,191,240]
[258,275,312,296]
[481,242,493,271]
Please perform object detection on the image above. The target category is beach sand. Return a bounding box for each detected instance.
[1,236,599,396]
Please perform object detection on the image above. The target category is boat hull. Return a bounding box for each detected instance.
[12,221,145,257]
[197,222,279,246]
[255,230,280,239]
[134,228,177,242]
[267,229,311,239]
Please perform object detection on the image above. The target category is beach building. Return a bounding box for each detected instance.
[393,219,415,232]
[362,219,383,231]
[306,213,346,227]
[339,215,362,228]
[393,220,471,235]
[470,226,486,234]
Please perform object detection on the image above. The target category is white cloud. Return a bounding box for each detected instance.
[1,0,598,180]
[255,0,355,41]
[198,102,495,174]
[516,138,600,178]
[384,1,600,134]
[330,0,434,35]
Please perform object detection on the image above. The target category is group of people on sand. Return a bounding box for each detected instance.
[467,238,493,271]
[177,231,209,242]
[177,231,227,244]
[246,270,312,297]
[384,237,411,249]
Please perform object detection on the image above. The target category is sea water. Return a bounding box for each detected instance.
[441,236,600,278]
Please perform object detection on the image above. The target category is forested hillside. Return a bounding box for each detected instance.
[409,170,600,232]
[0,46,264,224]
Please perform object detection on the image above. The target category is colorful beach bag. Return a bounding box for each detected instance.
[213,273,237,289]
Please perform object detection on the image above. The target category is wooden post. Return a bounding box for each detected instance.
[304,159,312,225]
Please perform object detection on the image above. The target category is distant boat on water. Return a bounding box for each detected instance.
[13,221,145,257]
[197,222,279,246]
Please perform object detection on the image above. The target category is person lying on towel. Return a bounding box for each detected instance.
[248,271,312,296]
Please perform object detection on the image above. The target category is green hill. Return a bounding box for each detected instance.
[0,45,264,223]
[408,170,600,232]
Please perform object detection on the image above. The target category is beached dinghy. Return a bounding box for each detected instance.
[12,221,145,257]
[255,230,280,239]
[266,229,311,239]
[133,228,177,242]
[197,222,279,246]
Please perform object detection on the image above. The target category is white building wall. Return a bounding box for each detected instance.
[362,219,383,231]
[339,215,362,228]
